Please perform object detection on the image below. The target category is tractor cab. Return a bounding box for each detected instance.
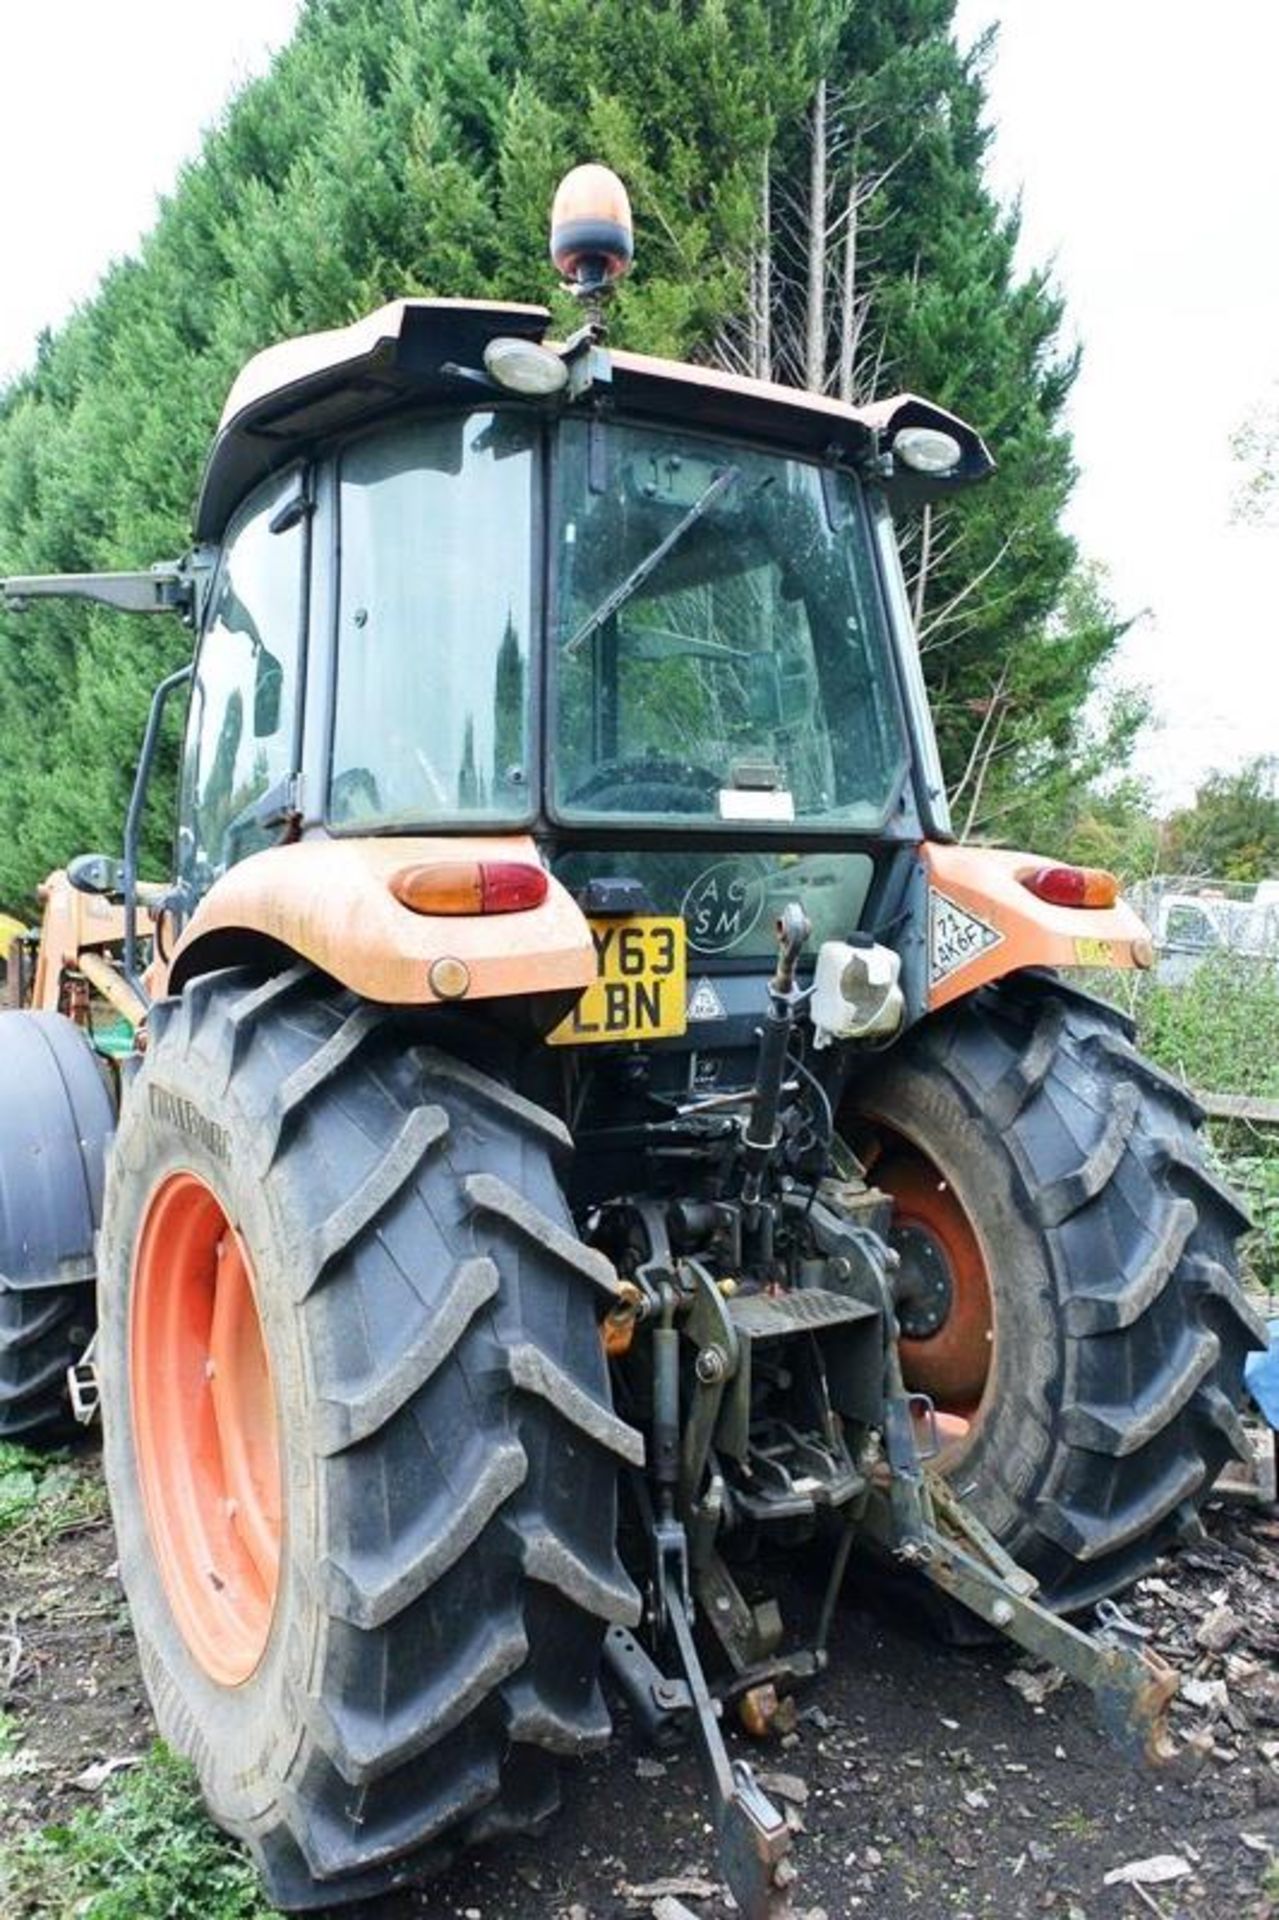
[178,308,984,855]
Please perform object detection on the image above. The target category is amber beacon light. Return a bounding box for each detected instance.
[550,163,634,300]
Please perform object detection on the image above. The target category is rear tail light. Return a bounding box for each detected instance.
[390,860,549,916]
[1020,864,1119,909]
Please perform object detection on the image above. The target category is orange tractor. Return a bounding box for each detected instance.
[0,170,1259,1916]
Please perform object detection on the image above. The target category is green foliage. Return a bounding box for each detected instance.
[0,0,1102,907]
[945,562,1148,847]
[0,1746,270,1920]
[0,1441,106,1547]
[0,1710,34,1773]
[1029,773,1161,884]
[1232,383,1279,529]
[1136,954,1279,1102]
[1134,955,1279,1288]
[1162,755,1279,884]
[0,1445,43,1533]
[1223,1144,1279,1290]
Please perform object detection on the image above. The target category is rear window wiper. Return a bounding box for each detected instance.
[563,465,740,657]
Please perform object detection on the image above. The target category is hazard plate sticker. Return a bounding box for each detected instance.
[686,976,727,1023]
[929,890,1003,987]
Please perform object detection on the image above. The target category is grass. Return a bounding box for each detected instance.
[1132,954,1279,1289]
[0,1745,274,1920]
[0,1447,269,1914]
[0,1710,42,1786]
[0,1441,107,1551]
[1134,952,1279,1103]
[1052,1809,1100,1842]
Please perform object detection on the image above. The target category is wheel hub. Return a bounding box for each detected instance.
[870,1144,995,1414]
[892,1221,954,1339]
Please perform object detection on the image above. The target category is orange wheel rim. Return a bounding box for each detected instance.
[873,1143,994,1419]
[131,1172,282,1685]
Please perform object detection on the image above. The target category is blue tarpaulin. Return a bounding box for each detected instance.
[1245,1319,1279,1429]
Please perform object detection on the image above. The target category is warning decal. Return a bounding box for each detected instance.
[686,976,728,1022]
[929,890,1003,987]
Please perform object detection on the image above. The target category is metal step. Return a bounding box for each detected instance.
[727,1286,878,1341]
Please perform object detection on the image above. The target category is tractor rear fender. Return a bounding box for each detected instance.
[923,843,1152,1012]
[159,834,596,1007]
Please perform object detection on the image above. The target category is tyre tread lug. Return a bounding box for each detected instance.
[314,1256,499,1455]
[463,1172,620,1299]
[1034,1080,1139,1227]
[298,1105,449,1298]
[505,1339,645,1466]
[321,1439,528,1629]
[1061,1325,1219,1454]
[1063,1197,1196,1335]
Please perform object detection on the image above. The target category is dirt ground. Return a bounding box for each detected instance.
[4,1446,1279,1920]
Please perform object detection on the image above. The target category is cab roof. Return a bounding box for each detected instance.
[195,297,993,541]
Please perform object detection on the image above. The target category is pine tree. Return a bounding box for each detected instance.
[0,0,1123,909]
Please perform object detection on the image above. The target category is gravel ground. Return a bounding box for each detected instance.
[4,1448,1279,1920]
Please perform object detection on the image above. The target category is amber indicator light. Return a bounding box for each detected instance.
[1020,864,1119,910]
[390,860,549,916]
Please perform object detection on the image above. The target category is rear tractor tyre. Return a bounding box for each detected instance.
[0,1011,115,1442]
[844,970,1263,1612]
[98,965,641,1910]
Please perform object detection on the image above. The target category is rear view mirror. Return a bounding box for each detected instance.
[67,852,124,897]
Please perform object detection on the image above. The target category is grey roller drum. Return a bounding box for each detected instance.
[0,1011,116,1440]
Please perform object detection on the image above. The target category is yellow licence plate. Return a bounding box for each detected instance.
[548,916,687,1046]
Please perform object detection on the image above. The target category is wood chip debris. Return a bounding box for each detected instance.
[620,1876,721,1904]
[1195,1604,1244,1653]
[71,1755,140,1792]
[1004,1664,1065,1707]
[1102,1853,1192,1887]
[755,1770,809,1805]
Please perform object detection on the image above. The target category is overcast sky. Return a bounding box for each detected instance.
[0,0,298,384]
[1,1,1275,808]
[954,0,1279,803]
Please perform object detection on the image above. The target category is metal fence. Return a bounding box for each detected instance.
[1128,876,1279,985]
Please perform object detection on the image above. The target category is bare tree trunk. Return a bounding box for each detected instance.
[758,148,772,381]
[837,175,858,402]
[913,503,932,626]
[805,80,827,393]
[961,702,1007,840]
[948,661,1011,837]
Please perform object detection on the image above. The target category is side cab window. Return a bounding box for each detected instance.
[177,471,306,901]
